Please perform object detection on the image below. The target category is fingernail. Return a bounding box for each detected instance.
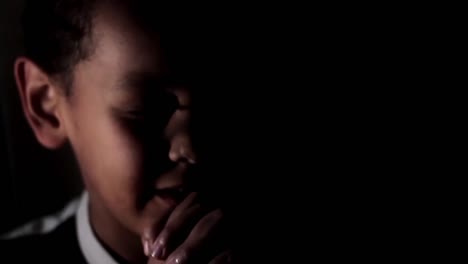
[150,242,164,259]
[143,239,150,256]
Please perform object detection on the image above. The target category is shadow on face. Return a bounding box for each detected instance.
[58,1,218,235]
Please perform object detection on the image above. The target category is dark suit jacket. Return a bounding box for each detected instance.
[0,217,87,263]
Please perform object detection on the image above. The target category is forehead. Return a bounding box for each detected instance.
[91,1,167,76]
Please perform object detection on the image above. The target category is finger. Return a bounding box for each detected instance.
[143,192,198,257]
[209,250,234,264]
[141,200,175,256]
[165,209,224,264]
[146,257,165,264]
[167,192,200,225]
[150,192,206,259]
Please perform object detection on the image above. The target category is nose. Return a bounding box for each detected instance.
[169,132,197,164]
[167,111,197,164]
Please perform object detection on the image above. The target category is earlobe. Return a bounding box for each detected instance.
[14,57,67,149]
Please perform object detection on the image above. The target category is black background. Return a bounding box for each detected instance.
[0,1,419,262]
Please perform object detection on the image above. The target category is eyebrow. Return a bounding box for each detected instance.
[118,71,186,91]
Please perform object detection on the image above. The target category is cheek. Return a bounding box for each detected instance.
[97,122,143,189]
[71,107,145,208]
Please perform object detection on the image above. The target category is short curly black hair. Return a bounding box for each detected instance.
[22,0,97,94]
[22,0,219,94]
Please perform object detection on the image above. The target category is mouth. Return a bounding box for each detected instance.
[154,185,191,205]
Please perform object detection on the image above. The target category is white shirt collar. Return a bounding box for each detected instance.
[76,192,119,264]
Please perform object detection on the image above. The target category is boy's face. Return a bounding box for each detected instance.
[59,3,199,236]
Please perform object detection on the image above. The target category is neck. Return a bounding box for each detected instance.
[88,193,147,264]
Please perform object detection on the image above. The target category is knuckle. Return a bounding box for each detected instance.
[173,249,189,263]
[205,209,223,225]
[156,231,169,246]
[212,209,224,220]
[196,209,223,234]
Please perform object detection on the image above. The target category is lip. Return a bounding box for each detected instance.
[154,185,190,204]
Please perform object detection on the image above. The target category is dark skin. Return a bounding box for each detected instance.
[14,2,232,264]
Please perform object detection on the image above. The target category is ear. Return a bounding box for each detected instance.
[14,57,67,149]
